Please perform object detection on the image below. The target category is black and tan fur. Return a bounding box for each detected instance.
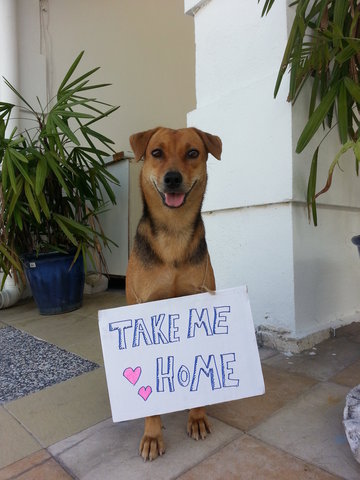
[126,127,222,461]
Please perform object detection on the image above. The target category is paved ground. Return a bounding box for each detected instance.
[0,291,360,479]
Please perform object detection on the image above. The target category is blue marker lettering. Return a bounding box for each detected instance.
[190,354,221,391]
[213,306,230,335]
[220,353,239,387]
[156,356,175,392]
[132,318,153,347]
[169,314,180,343]
[151,313,169,344]
[109,320,132,350]
[187,308,213,338]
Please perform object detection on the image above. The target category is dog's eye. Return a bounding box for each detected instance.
[151,149,163,158]
[187,149,199,159]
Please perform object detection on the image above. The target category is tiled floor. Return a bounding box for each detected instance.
[0,291,360,479]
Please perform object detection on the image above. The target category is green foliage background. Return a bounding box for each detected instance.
[0,51,119,286]
[261,0,360,224]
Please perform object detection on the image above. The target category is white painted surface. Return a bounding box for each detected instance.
[203,204,296,332]
[188,77,292,212]
[292,204,360,337]
[97,157,142,276]
[187,0,360,342]
[5,0,188,142]
[99,159,130,277]
[17,0,47,110]
[0,272,23,309]
[0,0,18,88]
[45,0,195,152]
[0,0,19,134]
[190,0,288,109]
[187,0,292,212]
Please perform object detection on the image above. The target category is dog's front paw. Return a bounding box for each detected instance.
[139,432,165,461]
[187,407,212,440]
[139,416,165,461]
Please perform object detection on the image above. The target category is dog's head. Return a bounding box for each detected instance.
[129,127,222,209]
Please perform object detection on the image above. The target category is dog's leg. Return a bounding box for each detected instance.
[187,407,212,440]
[139,415,165,461]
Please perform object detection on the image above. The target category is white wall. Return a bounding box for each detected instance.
[45,0,195,152]
[203,205,296,332]
[14,0,195,152]
[0,0,19,134]
[186,0,360,347]
[293,204,360,338]
[186,0,296,334]
[188,0,292,212]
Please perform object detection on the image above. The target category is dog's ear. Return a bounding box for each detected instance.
[129,128,160,162]
[193,128,222,160]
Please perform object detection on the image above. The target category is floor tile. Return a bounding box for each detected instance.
[258,347,277,361]
[0,450,50,480]
[1,292,125,326]
[0,407,41,469]
[330,359,360,388]
[81,291,127,314]
[0,299,38,323]
[206,364,317,431]
[177,434,341,480]
[251,382,360,480]
[335,322,360,343]
[2,293,126,365]
[62,324,105,365]
[49,411,241,480]
[264,337,360,381]
[0,326,98,404]
[4,312,104,365]
[5,368,111,447]
[0,449,73,480]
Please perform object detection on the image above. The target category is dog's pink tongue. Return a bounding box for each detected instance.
[165,193,185,207]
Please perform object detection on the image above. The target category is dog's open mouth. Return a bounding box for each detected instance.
[153,181,197,209]
[164,193,185,208]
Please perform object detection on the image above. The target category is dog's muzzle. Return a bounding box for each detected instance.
[153,171,197,209]
[163,171,185,208]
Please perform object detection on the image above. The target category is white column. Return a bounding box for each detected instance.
[185,0,360,351]
[0,0,19,134]
[185,0,295,333]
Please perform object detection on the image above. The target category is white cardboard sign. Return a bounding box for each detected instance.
[98,286,265,422]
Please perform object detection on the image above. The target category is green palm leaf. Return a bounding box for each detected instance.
[296,82,339,153]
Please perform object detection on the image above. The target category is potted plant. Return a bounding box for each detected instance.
[261,0,360,228]
[0,51,119,314]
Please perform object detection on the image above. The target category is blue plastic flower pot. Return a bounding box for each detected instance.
[22,251,85,315]
[351,235,360,257]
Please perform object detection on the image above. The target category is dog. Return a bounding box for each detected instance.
[126,127,222,461]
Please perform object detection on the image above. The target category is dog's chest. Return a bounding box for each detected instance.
[155,230,192,264]
[139,262,207,302]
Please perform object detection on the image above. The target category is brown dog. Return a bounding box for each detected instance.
[126,127,222,461]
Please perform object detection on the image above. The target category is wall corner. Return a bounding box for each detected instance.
[184,0,211,16]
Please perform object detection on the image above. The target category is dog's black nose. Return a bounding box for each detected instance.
[164,171,183,189]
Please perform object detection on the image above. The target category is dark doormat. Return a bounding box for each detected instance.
[0,325,99,404]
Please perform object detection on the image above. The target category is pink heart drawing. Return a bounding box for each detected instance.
[138,386,152,401]
[123,366,141,385]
